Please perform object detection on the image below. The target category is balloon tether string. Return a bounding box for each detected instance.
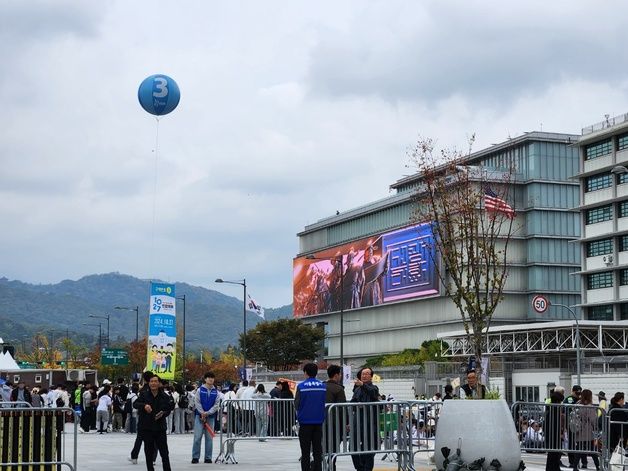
[150,117,160,281]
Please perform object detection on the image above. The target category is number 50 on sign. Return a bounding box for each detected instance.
[532,295,549,314]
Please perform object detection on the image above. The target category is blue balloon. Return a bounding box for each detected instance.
[138,74,180,116]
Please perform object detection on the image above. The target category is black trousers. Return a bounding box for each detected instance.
[546,451,562,471]
[131,429,158,462]
[299,424,322,471]
[572,441,599,471]
[79,408,91,431]
[143,430,171,471]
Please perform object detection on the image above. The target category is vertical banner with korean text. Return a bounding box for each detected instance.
[146,282,176,381]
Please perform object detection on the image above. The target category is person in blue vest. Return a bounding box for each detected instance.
[191,372,224,464]
[295,362,326,471]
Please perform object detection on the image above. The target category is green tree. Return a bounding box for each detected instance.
[417,339,448,363]
[409,137,517,395]
[240,319,325,371]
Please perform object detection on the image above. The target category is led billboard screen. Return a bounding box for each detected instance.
[293,223,438,317]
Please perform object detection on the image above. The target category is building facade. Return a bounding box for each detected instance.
[295,132,581,365]
[577,113,628,320]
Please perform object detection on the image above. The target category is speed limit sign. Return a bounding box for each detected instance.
[532,295,549,314]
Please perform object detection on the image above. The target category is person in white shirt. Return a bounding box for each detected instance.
[222,384,238,433]
[125,384,139,433]
[185,385,196,433]
[524,420,544,449]
[96,385,112,434]
[238,380,256,436]
[172,385,185,434]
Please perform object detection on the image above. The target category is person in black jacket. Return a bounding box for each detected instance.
[10,380,32,404]
[325,364,347,471]
[608,392,628,452]
[350,367,380,471]
[545,391,564,471]
[129,372,156,464]
[134,375,174,471]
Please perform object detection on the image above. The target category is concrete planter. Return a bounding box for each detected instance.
[434,399,522,471]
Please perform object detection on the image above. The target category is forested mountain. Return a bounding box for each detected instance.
[0,273,292,350]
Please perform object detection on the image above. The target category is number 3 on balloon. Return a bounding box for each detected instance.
[153,77,168,98]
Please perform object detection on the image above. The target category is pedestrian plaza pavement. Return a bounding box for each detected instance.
[66,425,549,471]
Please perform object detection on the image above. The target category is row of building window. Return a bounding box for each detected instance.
[585,173,612,192]
[587,269,628,289]
[588,303,628,321]
[584,172,628,192]
[587,235,628,256]
[585,202,628,224]
[585,133,628,160]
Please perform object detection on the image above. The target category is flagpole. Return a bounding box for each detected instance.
[243,279,247,376]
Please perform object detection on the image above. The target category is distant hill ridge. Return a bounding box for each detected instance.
[0,273,292,349]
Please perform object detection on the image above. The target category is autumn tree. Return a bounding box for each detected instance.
[410,137,518,395]
[241,319,325,371]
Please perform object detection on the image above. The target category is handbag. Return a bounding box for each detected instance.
[609,444,625,471]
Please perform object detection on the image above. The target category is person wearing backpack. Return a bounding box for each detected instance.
[125,385,139,434]
[112,387,125,431]
[565,385,586,470]
[571,390,600,471]
[173,384,186,434]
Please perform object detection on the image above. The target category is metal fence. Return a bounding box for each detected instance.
[214,398,442,469]
[215,398,297,464]
[323,401,410,470]
[212,398,628,471]
[0,406,77,471]
[512,402,607,470]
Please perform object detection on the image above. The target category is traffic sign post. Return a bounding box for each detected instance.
[101,348,129,366]
[532,295,549,314]
[532,295,581,386]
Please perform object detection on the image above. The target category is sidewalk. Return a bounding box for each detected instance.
[66,426,548,470]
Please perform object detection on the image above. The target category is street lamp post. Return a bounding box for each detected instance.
[306,254,346,366]
[551,302,581,386]
[115,306,140,342]
[89,314,110,347]
[176,294,187,384]
[83,323,102,351]
[215,278,247,379]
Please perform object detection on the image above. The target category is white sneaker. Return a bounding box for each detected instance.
[128,457,138,464]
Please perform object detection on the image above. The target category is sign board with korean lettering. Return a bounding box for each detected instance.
[146,282,177,380]
[101,349,129,366]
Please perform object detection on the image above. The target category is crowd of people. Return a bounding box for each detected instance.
[512,384,628,471]
[4,369,628,471]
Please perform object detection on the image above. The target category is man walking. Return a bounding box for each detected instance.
[134,374,174,471]
[295,363,326,471]
[129,372,157,464]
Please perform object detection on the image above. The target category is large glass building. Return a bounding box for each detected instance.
[294,132,581,365]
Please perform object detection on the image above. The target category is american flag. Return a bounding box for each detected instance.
[484,186,515,219]
[247,294,265,319]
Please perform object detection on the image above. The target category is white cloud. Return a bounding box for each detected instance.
[1,0,628,306]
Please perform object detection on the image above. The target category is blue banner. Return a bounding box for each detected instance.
[146,282,176,380]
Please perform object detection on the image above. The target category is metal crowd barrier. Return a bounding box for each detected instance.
[606,407,628,471]
[0,406,77,471]
[215,398,297,464]
[512,402,607,469]
[0,401,32,409]
[323,401,415,471]
[213,397,443,469]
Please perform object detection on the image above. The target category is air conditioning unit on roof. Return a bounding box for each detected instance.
[66,369,85,382]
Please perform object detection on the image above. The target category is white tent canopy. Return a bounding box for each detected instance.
[0,351,20,370]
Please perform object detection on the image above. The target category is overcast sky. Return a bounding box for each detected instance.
[2,1,627,307]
